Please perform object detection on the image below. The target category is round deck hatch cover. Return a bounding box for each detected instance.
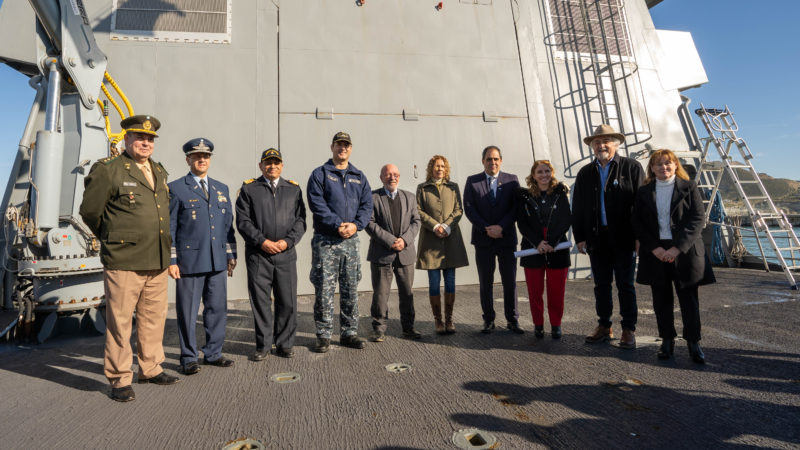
[269,372,301,384]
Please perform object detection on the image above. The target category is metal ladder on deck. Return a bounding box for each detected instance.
[695,105,800,289]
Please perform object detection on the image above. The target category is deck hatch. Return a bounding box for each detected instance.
[384,363,411,373]
[269,372,301,384]
[452,428,498,449]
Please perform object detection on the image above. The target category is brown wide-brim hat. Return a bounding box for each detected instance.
[583,124,625,145]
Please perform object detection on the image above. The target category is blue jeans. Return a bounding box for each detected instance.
[427,268,455,296]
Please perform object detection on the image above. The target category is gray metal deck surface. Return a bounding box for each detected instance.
[1,267,799,449]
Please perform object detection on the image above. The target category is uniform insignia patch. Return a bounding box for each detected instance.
[243,178,255,185]
[143,120,152,130]
[288,179,298,186]
[348,178,361,184]
[123,181,136,186]
[218,195,227,202]
[327,174,339,182]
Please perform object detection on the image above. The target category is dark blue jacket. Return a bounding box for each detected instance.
[306,159,373,237]
[168,173,237,274]
[463,171,520,248]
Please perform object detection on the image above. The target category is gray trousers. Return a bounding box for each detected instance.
[370,260,415,333]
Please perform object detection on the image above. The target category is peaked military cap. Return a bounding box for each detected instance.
[260,147,283,162]
[331,131,352,145]
[183,138,214,155]
[121,115,161,137]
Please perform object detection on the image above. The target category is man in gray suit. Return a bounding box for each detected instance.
[365,164,422,342]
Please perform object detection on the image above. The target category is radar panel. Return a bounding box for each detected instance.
[110,0,232,44]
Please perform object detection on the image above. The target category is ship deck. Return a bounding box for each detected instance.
[1,267,799,449]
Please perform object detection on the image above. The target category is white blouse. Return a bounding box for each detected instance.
[655,176,676,240]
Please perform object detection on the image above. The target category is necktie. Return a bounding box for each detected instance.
[141,163,154,189]
[200,179,208,199]
[488,177,496,203]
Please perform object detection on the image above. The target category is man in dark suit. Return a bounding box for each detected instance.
[463,145,522,334]
[365,164,422,342]
[80,115,178,402]
[168,138,238,375]
[236,148,306,360]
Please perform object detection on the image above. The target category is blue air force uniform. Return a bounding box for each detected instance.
[168,139,237,367]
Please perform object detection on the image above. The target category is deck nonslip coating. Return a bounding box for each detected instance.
[1,267,799,449]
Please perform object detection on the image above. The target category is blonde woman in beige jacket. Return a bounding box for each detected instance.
[416,155,469,334]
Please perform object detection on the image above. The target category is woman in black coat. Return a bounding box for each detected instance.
[632,149,715,363]
[516,160,571,339]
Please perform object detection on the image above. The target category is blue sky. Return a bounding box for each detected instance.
[0,0,797,182]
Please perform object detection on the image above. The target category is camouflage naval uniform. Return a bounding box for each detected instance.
[80,149,172,389]
[306,158,373,340]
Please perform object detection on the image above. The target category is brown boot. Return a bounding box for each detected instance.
[430,295,445,334]
[444,293,456,334]
[618,329,636,349]
[585,325,613,343]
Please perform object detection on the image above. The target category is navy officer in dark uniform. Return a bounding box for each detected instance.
[236,148,306,360]
[168,138,237,374]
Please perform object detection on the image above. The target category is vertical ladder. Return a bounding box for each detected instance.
[577,0,623,132]
[695,105,800,289]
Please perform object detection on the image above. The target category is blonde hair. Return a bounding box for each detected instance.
[645,149,690,184]
[525,160,559,196]
[425,155,451,182]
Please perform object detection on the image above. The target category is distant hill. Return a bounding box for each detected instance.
[717,173,800,214]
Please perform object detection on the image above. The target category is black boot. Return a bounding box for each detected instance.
[657,338,674,360]
[551,326,562,339]
[687,341,705,364]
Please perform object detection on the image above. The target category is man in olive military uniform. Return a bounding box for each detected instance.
[168,138,237,375]
[236,148,306,360]
[79,115,179,403]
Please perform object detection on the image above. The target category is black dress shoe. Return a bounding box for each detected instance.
[275,347,295,358]
[138,372,180,385]
[110,385,135,402]
[533,325,545,339]
[481,321,495,334]
[657,338,674,360]
[551,326,562,339]
[341,334,366,349]
[687,341,705,364]
[182,361,201,375]
[507,322,525,334]
[402,329,422,340]
[313,338,331,353]
[204,356,234,367]
[252,349,269,361]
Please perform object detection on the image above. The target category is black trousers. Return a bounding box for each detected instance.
[588,228,637,330]
[650,241,701,342]
[246,250,297,351]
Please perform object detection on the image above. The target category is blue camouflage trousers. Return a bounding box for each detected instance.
[310,234,362,339]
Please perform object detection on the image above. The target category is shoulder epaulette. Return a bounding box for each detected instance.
[287,179,298,186]
[99,154,120,164]
[243,178,256,185]
[156,161,168,175]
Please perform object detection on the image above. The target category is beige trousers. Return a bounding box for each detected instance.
[103,269,168,388]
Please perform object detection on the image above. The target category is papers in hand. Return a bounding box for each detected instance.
[514,241,572,258]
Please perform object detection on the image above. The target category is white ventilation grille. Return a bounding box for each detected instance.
[111,0,231,44]
[546,0,632,60]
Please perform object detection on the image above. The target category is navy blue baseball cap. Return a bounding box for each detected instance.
[183,138,214,155]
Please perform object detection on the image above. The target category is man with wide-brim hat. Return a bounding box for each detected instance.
[571,124,644,349]
[80,114,179,402]
[168,137,238,375]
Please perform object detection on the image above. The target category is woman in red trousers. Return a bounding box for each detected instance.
[516,160,571,339]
